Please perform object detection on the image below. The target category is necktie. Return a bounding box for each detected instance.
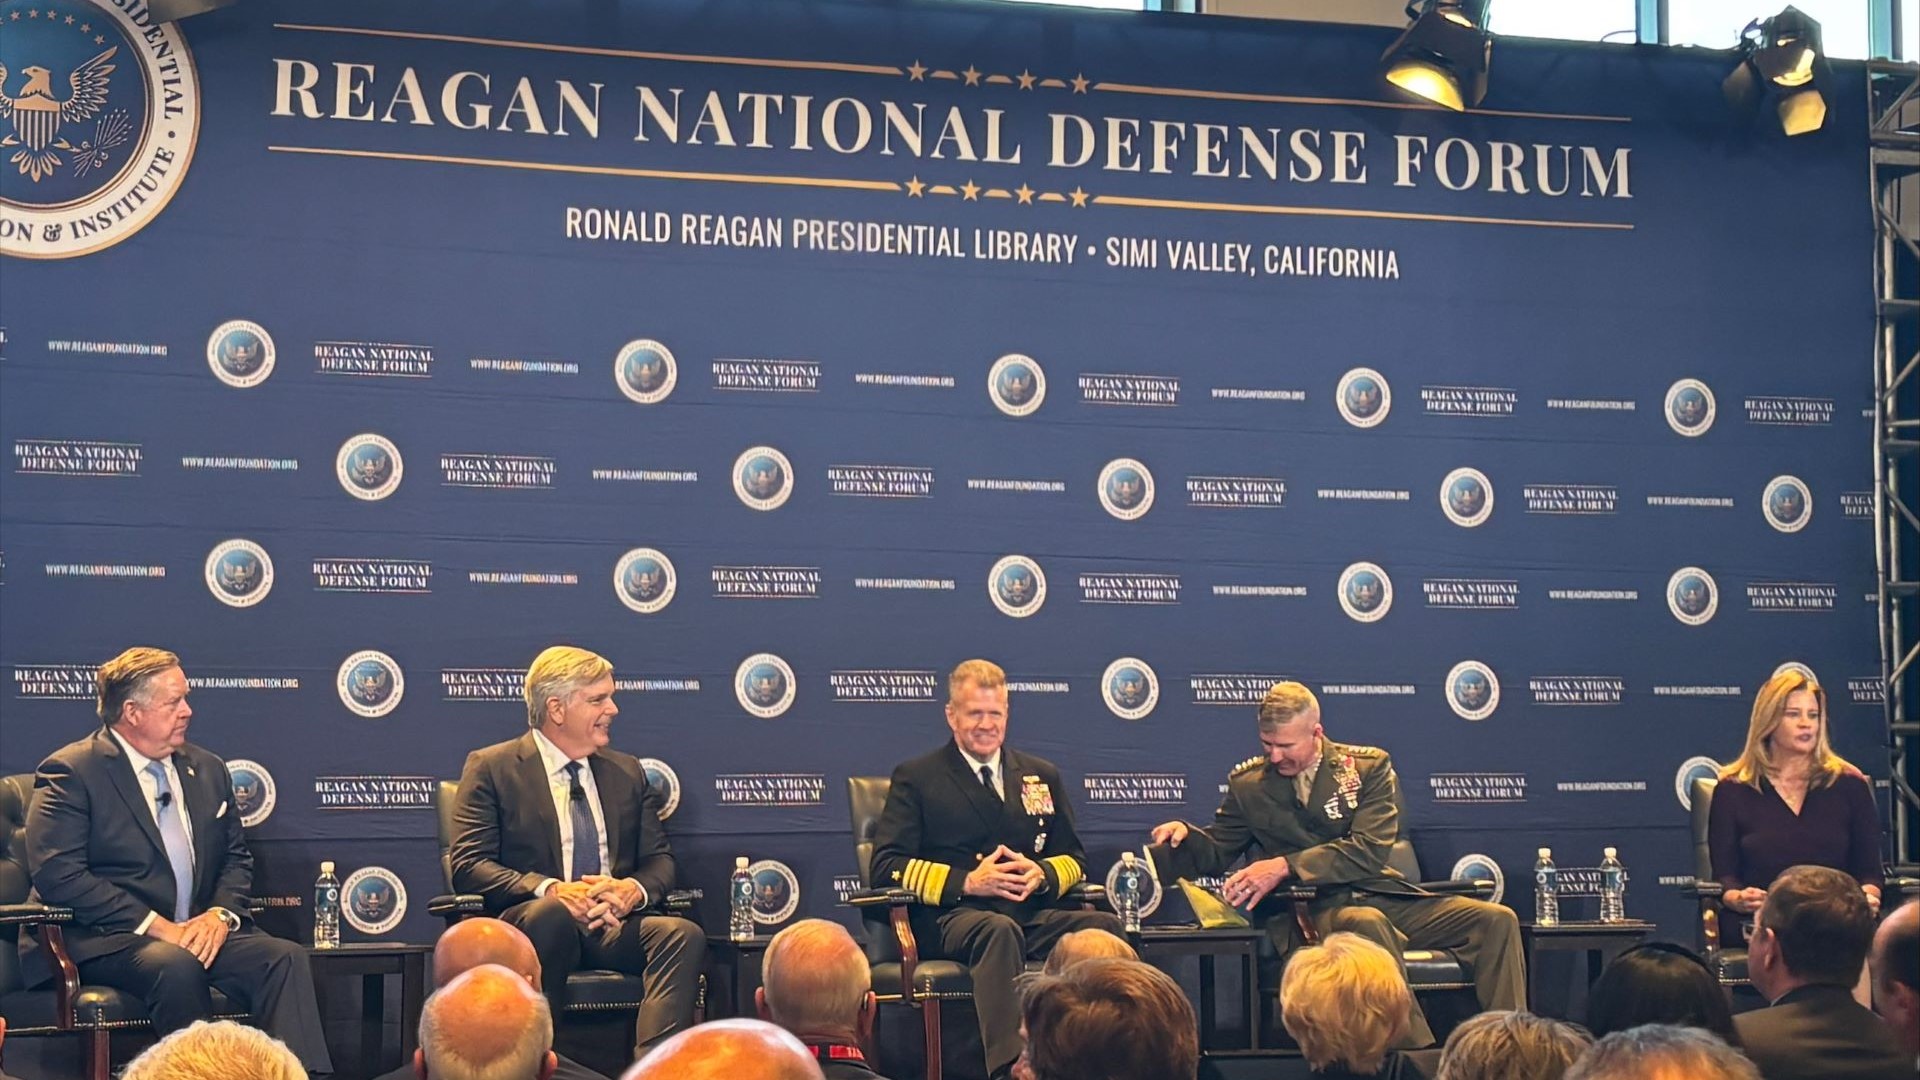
[565,761,602,880]
[978,764,995,793]
[145,761,194,921]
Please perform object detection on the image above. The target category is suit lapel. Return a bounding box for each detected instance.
[587,753,622,870]
[943,742,1006,833]
[96,729,169,860]
[177,749,217,883]
[516,733,564,872]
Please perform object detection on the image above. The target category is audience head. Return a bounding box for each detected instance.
[1436,1010,1592,1080]
[1585,943,1737,1043]
[755,919,875,1044]
[622,1019,824,1080]
[1279,932,1411,1075]
[1041,927,1139,975]
[1871,898,1920,1055]
[1018,957,1198,1080]
[1749,865,1875,1000]
[120,1019,306,1080]
[1563,1024,1760,1080]
[433,916,542,988]
[417,964,555,1080]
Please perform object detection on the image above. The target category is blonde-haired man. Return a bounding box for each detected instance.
[1148,681,1524,1047]
[870,659,1119,1080]
[449,646,702,1057]
[25,648,331,1072]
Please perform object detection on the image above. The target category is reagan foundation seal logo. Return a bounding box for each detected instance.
[1665,379,1715,437]
[639,757,681,819]
[989,555,1047,618]
[1101,658,1160,720]
[336,434,403,501]
[337,650,404,718]
[0,0,200,259]
[1667,567,1719,626]
[1098,458,1155,520]
[1338,562,1393,623]
[614,548,677,614]
[1337,368,1391,428]
[1763,475,1811,534]
[989,353,1046,416]
[1446,661,1500,721]
[1441,468,1494,528]
[735,653,796,718]
[205,539,273,608]
[207,320,276,388]
[616,339,677,404]
[733,446,793,511]
[1450,854,1505,903]
[341,866,407,935]
[227,759,277,828]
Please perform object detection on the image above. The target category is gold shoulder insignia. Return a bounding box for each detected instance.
[1229,756,1264,778]
[1339,743,1386,759]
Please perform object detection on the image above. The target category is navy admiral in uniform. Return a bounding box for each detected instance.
[870,659,1120,1080]
[450,645,704,1057]
[25,648,332,1072]
[1148,681,1525,1047]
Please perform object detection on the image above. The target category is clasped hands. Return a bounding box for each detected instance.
[1723,884,1881,916]
[964,845,1047,902]
[551,875,644,931]
[149,911,231,967]
[1150,820,1292,911]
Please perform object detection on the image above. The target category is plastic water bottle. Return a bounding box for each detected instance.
[1116,852,1144,934]
[1533,848,1559,927]
[313,861,341,949]
[729,856,755,942]
[1599,847,1627,923]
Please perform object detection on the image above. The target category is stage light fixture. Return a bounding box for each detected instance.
[1380,0,1493,112]
[1723,6,1831,136]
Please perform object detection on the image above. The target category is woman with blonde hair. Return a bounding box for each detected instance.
[1709,669,1883,928]
[1280,932,1425,1079]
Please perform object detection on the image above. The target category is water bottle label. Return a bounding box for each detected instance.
[1602,870,1622,888]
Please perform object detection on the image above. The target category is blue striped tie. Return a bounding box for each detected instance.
[145,761,194,921]
[565,762,602,880]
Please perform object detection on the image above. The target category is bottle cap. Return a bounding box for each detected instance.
[1537,848,1551,858]
[1122,851,1136,865]
[1604,847,1617,858]
[321,860,335,873]
[736,856,750,869]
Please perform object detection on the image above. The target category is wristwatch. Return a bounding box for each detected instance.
[210,907,242,931]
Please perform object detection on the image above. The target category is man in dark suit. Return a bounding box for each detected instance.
[23,647,331,1073]
[1735,865,1910,1080]
[450,645,703,1057]
[1147,681,1524,1048]
[870,659,1120,1080]
[1870,899,1918,1064]
[374,918,607,1080]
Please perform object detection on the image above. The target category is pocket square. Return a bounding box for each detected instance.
[216,800,229,818]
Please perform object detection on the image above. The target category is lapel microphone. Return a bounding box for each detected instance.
[157,791,173,808]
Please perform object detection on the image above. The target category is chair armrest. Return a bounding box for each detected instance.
[1684,882,1728,900]
[1885,868,1920,900]
[427,893,487,920]
[0,902,73,927]
[847,888,917,907]
[1416,880,1495,898]
[656,889,702,917]
[1063,882,1106,906]
[1277,884,1324,902]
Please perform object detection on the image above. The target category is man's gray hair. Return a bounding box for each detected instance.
[120,1020,307,1080]
[1563,1024,1760,1080]
[761,919,871,1035]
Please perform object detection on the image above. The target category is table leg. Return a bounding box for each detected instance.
[1198,954,1217,1050]
[736,954,754,1018]
[361,972,386,1079]
[401,953,426,1062]
[1243,946,1260,1050]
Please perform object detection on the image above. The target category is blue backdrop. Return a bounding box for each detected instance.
[0,0,1884,949]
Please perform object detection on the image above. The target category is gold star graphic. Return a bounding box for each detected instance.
[1017,69,1037,90]
[905,176,926,197]
[1070,73,1090,94]
[1069,186,1089,208]
[64,13,74,23]
[961,179,981,201]
[28,9,40,18]
[907,60,927,81]
[8,12,20,19]
[93,33,103,43]
[81,21,90,30]
[1015,184,1035,205]
[962,65,982,87]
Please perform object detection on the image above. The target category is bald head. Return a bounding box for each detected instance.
[434,917,542,988]
[622,1019,824,1080]
[758,919,872,1040]
[419,965,555,1080]
[1872,900,1920,1055]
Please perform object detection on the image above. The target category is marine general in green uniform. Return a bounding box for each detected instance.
[1147,681,1525,1047]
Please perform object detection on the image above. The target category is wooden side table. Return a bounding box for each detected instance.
[705,935,773,1018]
[308,942,434,1078]
[1137,925,1263,1050]
[1519,920,1654,1016]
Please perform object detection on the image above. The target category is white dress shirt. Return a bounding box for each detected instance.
[109,727,194,935]
[958,745,1005,800]
[530,730,646,907]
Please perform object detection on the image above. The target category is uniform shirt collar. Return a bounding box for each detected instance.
[532,728,590,776]
[956,744,1003,779]
[108,726,168,774]
[1292,737,1326,803]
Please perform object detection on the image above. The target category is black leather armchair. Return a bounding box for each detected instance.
[844,776,1106,1080]
[424,779,703,1017]
[0,772,250,1080]
[1680,776,1920,988]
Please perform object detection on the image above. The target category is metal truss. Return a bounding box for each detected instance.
[1870,59,1920,866]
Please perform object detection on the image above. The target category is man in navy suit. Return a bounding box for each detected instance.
[869,659,1118,1080]
[25,647,331,1072]
[450,645,703,1057]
